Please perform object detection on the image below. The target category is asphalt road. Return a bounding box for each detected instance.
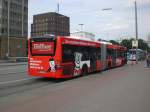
[0,62,150,112]
[0,64,28,82]
[0,63,54,98]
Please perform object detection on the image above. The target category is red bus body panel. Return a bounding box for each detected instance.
[28,36,102,78]
[28,36,126,79]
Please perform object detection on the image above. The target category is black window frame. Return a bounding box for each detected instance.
[62,44,101,63]
[30,37,56,56]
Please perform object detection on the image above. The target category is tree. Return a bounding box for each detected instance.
[120,38,150,51]
[138,39,149,50]
[109,40,120,45]
[120,39,132,50]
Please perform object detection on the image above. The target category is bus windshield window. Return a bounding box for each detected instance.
[31,42,54,55]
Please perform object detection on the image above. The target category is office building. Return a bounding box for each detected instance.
[0,0,28,59]
[31,12,70,37]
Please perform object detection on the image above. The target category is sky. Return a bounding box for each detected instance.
[29,0,150,41]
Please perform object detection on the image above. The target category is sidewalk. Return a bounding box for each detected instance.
[0,57,28,66]
[0,61,27,66]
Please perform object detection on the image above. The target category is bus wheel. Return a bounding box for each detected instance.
[81,65,88,76]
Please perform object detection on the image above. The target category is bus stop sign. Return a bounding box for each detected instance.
[132,40,138,47]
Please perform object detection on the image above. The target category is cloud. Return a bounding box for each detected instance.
[62,0,85,8]
[126,0,150,7]
[28,0,150,40]
[98,17,130,32]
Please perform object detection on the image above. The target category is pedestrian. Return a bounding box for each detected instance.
[146,53,150,68]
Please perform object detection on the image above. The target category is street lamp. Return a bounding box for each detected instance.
[102,3,139,64]
[101,8,112,40]
[78,24,84,32]
[57,3,60,13]
[102,8,112,11]
[7,0,10,58]
[57,0,64,14]
[134,0,139,64]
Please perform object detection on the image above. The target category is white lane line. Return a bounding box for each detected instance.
[0,71,26,75]
[0,67,27,71]
[0,78,35,85]
[0,68,17,71]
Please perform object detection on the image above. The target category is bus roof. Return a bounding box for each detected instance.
[58,36,101,48]
[30,35,126,50]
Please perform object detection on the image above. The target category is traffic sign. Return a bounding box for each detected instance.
[132,40,138,47]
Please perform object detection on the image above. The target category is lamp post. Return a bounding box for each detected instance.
[7,0,10,58]
[22,0,24,37]
[57,3,60,13]
[134,1,139,64]
[57,0,63,13]
[101,8,112,40]
[102,8,112,11]
[78,24,84,32]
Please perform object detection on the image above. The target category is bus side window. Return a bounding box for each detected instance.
[88,47,95,60]
[82,51,89,61]
[113,50,117,58]
[62,45,74,63]
[96,48,101,60]
[81,47,90,61]
[107,49,112,59]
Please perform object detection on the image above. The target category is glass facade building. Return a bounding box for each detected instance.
[0,0,2,36]
[0,0,28,59]
[0,0,28,38]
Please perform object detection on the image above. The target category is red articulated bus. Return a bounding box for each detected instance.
[28,35,127,79]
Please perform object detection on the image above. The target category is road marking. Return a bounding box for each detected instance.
[0,67,26,71]
[0,68,17,71]
[0,78,35,85]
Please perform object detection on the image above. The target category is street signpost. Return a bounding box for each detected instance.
[132,40,138,48]
[132,39,138,64]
